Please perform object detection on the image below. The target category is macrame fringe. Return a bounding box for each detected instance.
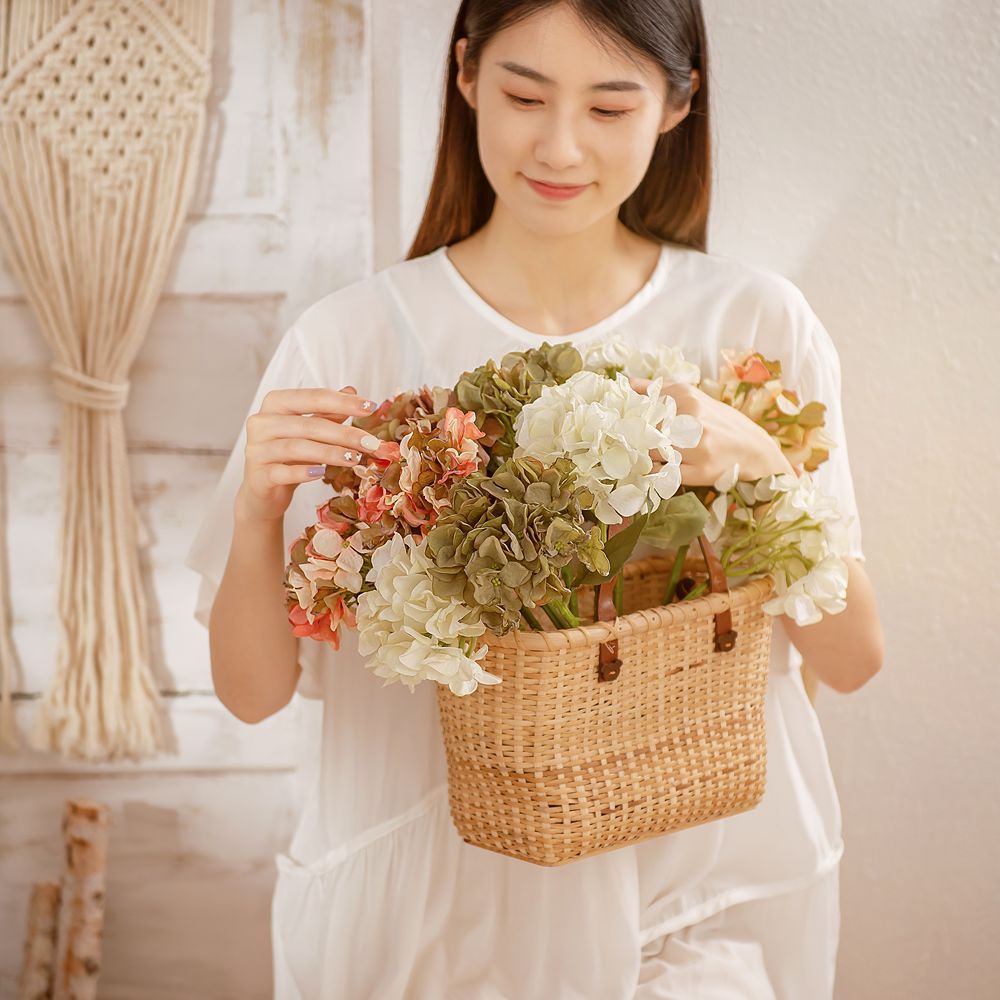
[0,0,214,761]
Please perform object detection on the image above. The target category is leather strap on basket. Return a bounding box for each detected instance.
[695,533,738,653]
[596,578,621,681]
[594,529,738,682]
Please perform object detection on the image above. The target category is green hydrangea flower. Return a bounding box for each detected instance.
[424,455,609,634]
[454,343,583,467]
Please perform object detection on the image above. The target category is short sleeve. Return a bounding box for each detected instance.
[795,315,866,563]
[183,323,331,701]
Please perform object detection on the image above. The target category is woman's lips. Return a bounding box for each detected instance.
[524,175,591,200]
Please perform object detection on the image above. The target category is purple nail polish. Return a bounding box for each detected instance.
[307,465,325,477]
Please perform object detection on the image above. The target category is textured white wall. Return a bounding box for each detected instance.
[389,1,1000,997]
[705,3,999,997]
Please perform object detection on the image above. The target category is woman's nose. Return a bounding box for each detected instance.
[533,113,585,171]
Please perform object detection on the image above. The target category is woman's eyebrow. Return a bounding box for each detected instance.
[495,60,645,93]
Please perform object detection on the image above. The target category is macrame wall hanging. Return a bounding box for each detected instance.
[0,0,214,761]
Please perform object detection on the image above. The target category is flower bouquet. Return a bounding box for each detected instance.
[283,336,856,865]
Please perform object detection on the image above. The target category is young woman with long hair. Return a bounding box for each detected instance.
[187,2,883,996]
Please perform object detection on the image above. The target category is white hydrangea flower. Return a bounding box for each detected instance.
[512,369,703,525]
[702,467,856,624]
[762,553,849,625]
[737,470,799,505]
[709,467,811,541]
[766,473,840,526]
[355,533,501,696]
[766,474,857,555]
[583,335,631,371]
[751,473,856,624]
[583,334,702,384]
[704,462,741,544]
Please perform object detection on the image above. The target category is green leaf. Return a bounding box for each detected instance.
[571,512,650,586]
[638,492,709,550]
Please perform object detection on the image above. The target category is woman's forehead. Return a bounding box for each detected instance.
[482,7,661,90]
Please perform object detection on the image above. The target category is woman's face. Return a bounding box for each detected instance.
[455,5,696,237]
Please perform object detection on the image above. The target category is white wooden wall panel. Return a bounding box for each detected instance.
[0,0,371,992]
[0,771,303,998]
[1,299,283,452]
[2,694,308,775]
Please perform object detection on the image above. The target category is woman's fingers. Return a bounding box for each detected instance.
[259,386,377,421]
[244,385,393,485]
[249,431,390,469]
[259,462,353,486]
[237,386,386,523]
[250,413,389,454]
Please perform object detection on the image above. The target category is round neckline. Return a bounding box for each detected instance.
[435,241,672,346]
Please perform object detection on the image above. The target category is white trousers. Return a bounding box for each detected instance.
[634,865,841,999]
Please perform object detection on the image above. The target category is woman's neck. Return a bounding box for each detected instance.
[444,220,662,338]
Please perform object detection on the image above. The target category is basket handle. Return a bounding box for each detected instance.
[596,528,738,682]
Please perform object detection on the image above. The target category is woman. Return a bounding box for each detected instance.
[186,1,884,996]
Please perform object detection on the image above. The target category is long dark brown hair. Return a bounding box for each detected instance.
[405,0,711,260]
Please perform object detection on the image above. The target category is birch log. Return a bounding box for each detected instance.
[52,799,110,1000]
[17,880,61,1000]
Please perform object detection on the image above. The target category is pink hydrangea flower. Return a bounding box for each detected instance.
[317,503,353,534]
[288,599,351,649]
[730,353,773,385]
[441,406,486,445]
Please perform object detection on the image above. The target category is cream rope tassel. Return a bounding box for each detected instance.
[0,0,214,761]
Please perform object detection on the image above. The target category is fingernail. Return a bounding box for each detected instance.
[360,433,381,452]
[359,399,376,412]
[307,465,325,477]
[342,451,360,464]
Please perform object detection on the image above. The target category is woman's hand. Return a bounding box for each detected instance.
[234,385,392,524]
[629,376,795,486]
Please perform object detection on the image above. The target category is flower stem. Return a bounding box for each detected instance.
[540,603,566,629]
[556,597,582,628]
[682,580,710,601]
[543,597,581,630]
[663,543,690,604]
[561,565,580,618]
[613,572,624,615]
[521,607,543,631]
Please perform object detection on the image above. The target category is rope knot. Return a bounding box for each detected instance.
[50,361,130,411]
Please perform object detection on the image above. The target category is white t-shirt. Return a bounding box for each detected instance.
[184,240,865,999]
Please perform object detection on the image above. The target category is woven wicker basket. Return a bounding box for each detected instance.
[434,534,777,867]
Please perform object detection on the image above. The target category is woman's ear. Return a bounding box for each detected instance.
[659,68,700,134]
[455,38,476,111]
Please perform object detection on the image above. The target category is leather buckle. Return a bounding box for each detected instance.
[714,629,738,653]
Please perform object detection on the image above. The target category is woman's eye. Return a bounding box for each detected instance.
[506,94,541,108]
[504,93,630,119]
